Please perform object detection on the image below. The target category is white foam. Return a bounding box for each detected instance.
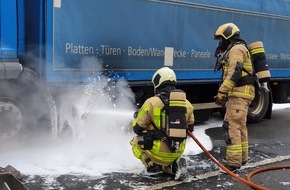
[0,86,289,178]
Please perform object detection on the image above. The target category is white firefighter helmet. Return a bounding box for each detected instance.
[152,67,177,90]
[214,23,240,40]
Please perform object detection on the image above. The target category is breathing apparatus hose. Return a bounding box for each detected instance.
[187,130,269,190]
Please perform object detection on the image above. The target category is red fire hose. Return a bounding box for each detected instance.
[187,130,290,190]
[247,165,290,183]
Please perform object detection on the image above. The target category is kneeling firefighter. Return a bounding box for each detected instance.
[213,23,255,172]
[130,67,194,180]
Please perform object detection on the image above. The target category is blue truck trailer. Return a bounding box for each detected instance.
[1,0,290,141]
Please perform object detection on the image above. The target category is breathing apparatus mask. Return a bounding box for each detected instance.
[215,39,229,57]
[214,38,229,73]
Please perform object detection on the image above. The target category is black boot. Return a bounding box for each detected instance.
[219,164,240,174]
[147,164,162,174]
[172,157,187,180]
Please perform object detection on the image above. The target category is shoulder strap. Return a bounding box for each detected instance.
[152,92,169,132]
[150,114,174,152]
[156,93,169,108]
[234,43,255,76]
[242,67,252,76]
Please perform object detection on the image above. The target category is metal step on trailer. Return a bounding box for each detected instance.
[0,173,29,190]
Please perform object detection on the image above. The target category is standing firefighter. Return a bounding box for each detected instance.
[213,23,255,172]
[130,67,194,180]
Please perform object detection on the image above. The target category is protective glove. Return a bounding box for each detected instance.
[214,91,227,106]
[187,124,194,133]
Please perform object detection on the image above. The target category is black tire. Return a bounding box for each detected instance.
[0,68,56,143]
[247,87,270,123]
[194,109,211,123]
[0,81,26,141]
[218,87,270,124]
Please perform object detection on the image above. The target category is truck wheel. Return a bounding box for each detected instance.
[0,68,57,142]
[247,87,270,123]
[0,81,26,141]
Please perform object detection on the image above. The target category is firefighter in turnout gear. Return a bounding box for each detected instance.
[130,67,194,180]
[213,23,255,172]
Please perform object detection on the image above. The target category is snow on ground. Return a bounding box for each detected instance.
[272,103,290,110]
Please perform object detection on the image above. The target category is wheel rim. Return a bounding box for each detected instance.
[0,101,23,139]
[250,91,264,114]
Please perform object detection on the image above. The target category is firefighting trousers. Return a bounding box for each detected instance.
[130,136,185,173]
[224,97,252,167]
